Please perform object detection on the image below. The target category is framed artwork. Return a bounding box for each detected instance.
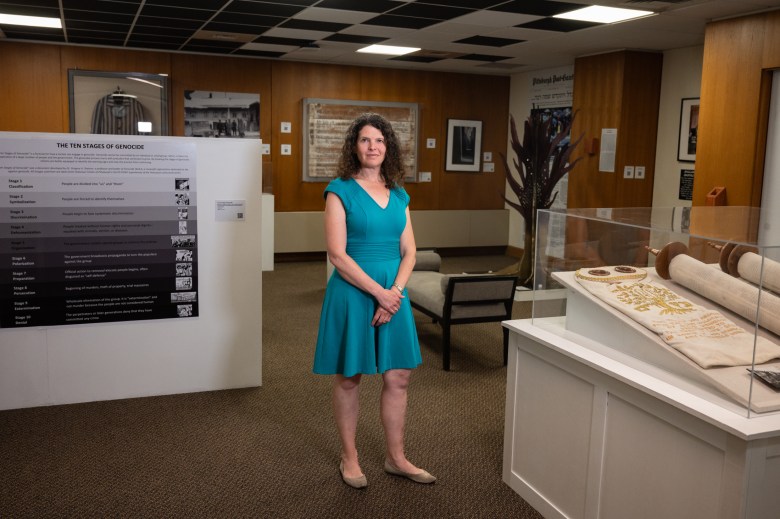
[446,119,482,172]
[677,97,699,162]
[68,69,169,136]
[302,98,418,182]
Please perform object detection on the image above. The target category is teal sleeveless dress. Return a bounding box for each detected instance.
[313,178,422,377]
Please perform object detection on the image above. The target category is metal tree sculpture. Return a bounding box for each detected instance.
[500,111,583,287]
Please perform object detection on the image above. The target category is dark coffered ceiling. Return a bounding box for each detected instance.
[1,0,779,75]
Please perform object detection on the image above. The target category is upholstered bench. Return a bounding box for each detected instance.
[406,251,518,371]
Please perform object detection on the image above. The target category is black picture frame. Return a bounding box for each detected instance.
[677,97,699,162]
[445,119,482,172]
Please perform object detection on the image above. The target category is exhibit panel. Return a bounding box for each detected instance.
[503,206,780,518]
[0,132,264,410]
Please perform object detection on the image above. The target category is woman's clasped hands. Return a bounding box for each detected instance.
[372,287,403,327]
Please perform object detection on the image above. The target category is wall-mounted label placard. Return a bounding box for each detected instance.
[215,200,246,221]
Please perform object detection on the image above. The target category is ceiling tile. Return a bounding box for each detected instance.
[223,1,306,17]
[517,18,600,32]
[252,35,313,47]
[139,5,213,21]
[390,54,445,63]
[126,33,187,45]
[262,27,335,41]
[68,34,125,44]
[279,18,350,32]
[455,35,524,46]
[133,25,192,37]
[2,26,63,37]
[456,53,511,61]
[201,21,271,34]
[0,0,58,7]
[490,0,584,17]
[293,7,377,24]
[363,14,440,29]
[315,0,400,12]
[389,3,473,20]
[62,0,139,14]
[419,0,509,7]
[134,15,203,29]
[145,0,226,8]
[0,4,59,17]
[63,9,135,24]
[233,48,286,58]
[66,20,130,32]
[181,39,243,50]
[212,11,284,27]
[323,33,387,44]
[448,9,539,27]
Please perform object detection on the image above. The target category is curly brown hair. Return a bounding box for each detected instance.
[336,113,406,187]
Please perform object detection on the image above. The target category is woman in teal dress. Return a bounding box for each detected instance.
[313,113,435,488]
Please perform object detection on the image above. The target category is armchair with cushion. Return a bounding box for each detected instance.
[405,251,518,371]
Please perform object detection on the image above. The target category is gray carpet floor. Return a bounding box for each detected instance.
[0,255,544,518]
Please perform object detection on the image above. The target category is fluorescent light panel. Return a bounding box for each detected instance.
[554,6,653,24]
[0,13,62,28]
[357,44,420,56]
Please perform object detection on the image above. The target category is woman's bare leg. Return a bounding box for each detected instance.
[333,374,363,477]
[380,369,423,473]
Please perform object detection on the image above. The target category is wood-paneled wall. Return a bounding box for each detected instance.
[568,50,662,209]
[695,10,780,208]
[0,41,509,213]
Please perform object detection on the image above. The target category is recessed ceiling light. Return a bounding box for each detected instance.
[0,13,62,28]
[554,6,654,24]
[357,44,420,56]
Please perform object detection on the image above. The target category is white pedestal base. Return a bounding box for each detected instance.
[503,319,780,519]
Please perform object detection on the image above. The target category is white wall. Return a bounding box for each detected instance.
[652,45,703,209]
[760,70,780,257]
[0,134,264,410]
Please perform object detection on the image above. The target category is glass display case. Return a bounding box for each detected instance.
[530,206,780,417]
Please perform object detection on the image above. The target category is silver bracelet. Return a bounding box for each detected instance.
[392,283,404,293]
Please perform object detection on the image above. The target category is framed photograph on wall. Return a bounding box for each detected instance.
[302,98,418,182]
[446,119,482,172]
[677,97,699,162]
[68,69,169,136]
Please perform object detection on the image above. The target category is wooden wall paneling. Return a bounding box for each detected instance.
[271,61,363,212]
[694,14,768,207]
[617,51,662,208]
[358,67,441,210]
[437,73,510,210]
[761,11,780,68]
[4,41,510,214]
[0,42,64,132]
[569,52,625,209]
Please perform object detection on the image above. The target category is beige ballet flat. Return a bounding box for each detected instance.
[339,461,368,489]
[384,460,437,484]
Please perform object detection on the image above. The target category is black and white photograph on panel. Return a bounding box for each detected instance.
[184,91,260,139]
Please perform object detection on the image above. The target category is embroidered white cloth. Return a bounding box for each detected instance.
[575,268,780,368]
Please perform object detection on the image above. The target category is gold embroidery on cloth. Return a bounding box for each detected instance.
[613,282,695,316]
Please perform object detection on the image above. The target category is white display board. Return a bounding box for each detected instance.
[0,133,263,410]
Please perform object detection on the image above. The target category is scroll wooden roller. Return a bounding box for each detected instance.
[708,242,780,296]
[647,242,780,338]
